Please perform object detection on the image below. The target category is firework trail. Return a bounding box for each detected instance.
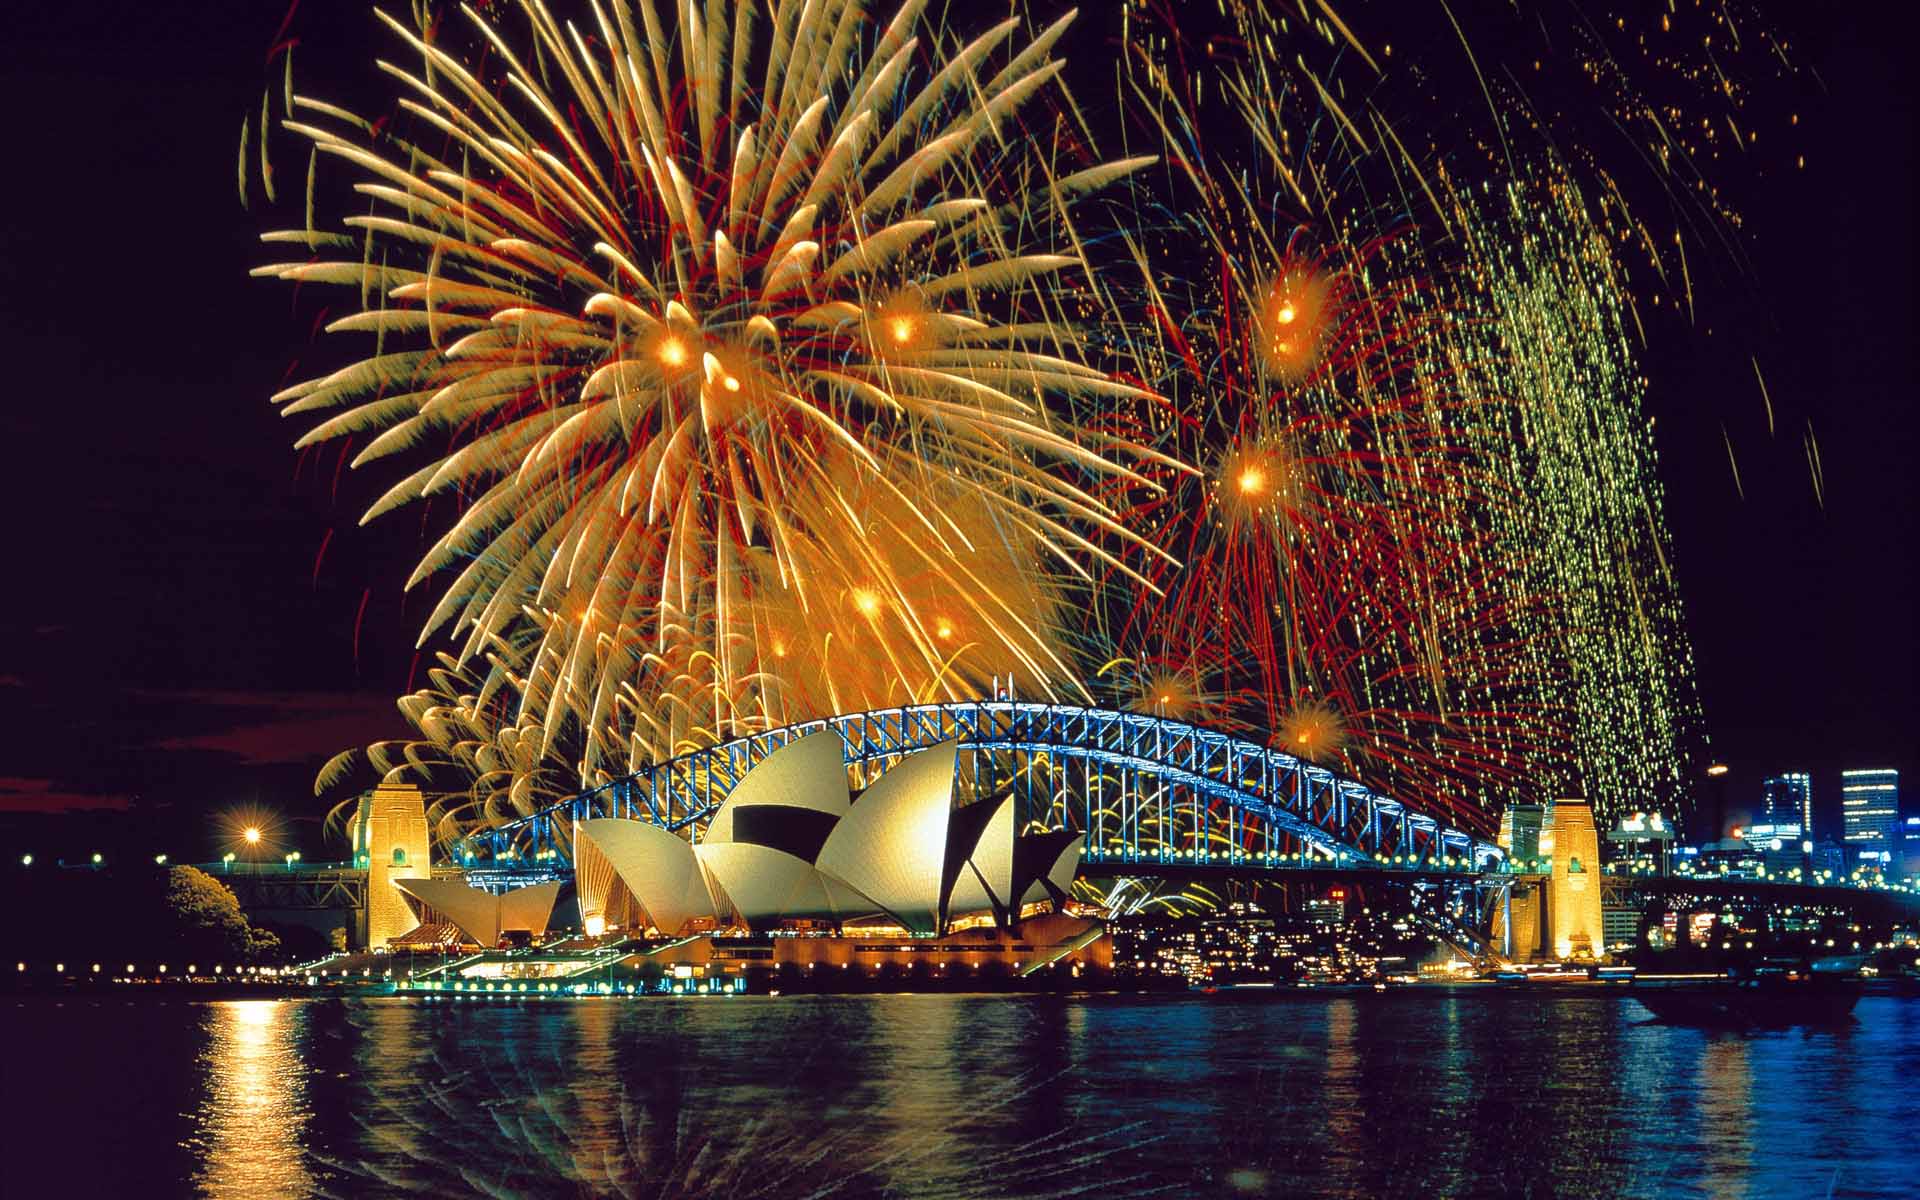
[1103,0,1720,830]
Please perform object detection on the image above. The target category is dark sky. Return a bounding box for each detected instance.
[0,2,1910,861]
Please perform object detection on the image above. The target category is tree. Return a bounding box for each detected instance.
[161,866,278,963]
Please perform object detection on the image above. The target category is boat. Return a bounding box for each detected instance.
[1631,961,1862,1027]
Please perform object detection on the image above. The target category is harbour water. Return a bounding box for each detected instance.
[4,990,1916,1198]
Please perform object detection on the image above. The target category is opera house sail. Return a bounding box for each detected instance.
[572,732,1086,938]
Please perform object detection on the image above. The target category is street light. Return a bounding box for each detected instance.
[91,853,103,865]
[18,854,29,867]
[222,852,235,873]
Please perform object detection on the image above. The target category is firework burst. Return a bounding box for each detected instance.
[260,0,1167,797]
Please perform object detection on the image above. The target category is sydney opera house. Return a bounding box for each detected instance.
[575,732,1084,937]
[388,733,1109,986]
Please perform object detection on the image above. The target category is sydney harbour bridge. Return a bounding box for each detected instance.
[441,701,1912,958]
[215,701,1917,959]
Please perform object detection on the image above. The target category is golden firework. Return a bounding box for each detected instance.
[258,0,1169,789]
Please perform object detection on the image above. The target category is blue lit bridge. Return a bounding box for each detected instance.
[462,702,1505,870]
[457,702,1513,950]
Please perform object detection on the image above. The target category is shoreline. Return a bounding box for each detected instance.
[13,972,1876,1001]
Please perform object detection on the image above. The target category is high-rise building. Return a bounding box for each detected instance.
[1759,772,1813,836]
[1841,770,1900,862]
[1899,816,1920,878]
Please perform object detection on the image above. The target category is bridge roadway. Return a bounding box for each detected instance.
[182,866,1917,963]
[192,859,1918,921]
[193,861,365,911]
[1597,869,1920,915]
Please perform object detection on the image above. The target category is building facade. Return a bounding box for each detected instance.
[1841,770,1900,863]
[1811,839,1848,880]
[1759,772,1813,836]
[1901,816,1920,878]
[1499,804,1547,867]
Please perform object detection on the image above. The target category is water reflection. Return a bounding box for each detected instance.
[1693,1035,1755,1196]
[28,992,1894,1198]
[190,1000,312,1199]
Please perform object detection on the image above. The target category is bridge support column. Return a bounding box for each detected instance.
[1546,801,1604,960]
[1491,880,1545,961]
[355,783,431,949]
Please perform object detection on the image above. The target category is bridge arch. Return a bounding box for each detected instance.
[458,702,1505,878]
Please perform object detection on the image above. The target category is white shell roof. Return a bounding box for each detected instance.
[559,737,1081,935]
[946,794,1015,920]
[814,741,960,934]
[575,818,717,935]
[703,728,851,845]
[394,877,561,946]
[695,841,873,926]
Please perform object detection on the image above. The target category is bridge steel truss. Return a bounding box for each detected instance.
[460,703,1504,908]
[218,868,367,912]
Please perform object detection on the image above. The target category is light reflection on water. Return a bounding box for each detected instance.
[1694,1036,1755,1197]
[3,993,1917,1198]
[189,1000,311,1199]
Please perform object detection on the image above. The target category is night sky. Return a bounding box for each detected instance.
[0,1,1911,861]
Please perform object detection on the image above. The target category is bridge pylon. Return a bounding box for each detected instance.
[1493,799,1604,961]
[354,783,431,948]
